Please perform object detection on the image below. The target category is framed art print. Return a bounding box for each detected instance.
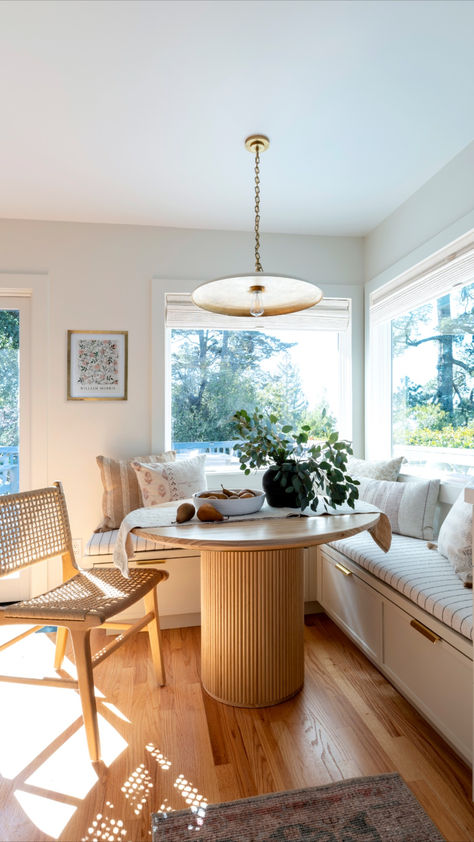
[67,330,128,400]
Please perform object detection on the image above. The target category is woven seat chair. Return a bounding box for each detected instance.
[0,482,168,764]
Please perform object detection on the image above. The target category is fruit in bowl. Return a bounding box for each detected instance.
[193,487,265,516]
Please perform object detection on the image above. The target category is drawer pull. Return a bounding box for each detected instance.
[410,619,440,644]
[335,562,352,576]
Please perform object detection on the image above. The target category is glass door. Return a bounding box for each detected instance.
[0,298,31,601]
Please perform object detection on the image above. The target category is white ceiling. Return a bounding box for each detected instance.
[1,0,474,236]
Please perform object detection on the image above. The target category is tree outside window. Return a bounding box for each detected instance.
[170,327,339,462]
[391,282,473,475]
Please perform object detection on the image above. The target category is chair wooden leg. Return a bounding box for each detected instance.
[143,588,166,687]
[54,626,68,669]
[70,628,101,763]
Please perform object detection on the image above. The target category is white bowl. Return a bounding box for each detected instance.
[193,489,265,516]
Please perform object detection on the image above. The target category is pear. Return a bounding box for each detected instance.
[197,504,224,522]
[176,503,195,523]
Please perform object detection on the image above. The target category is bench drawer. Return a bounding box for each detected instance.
[319,551,382,661]
[383,600,472,761]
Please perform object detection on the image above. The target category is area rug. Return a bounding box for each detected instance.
[151,772,445,841]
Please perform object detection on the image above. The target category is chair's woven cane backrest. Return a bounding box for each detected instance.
[0,484,74,577]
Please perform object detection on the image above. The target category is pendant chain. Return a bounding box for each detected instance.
[254,145,263,273]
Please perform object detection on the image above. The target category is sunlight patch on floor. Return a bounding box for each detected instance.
[146,743,171,770]
[10,718,128,838]
[81,801,128,842]
[101,701,131,723]
[121,763,154,816]
[14,790,76,840]
[0,682,83,778]
[174,774,208,830]
[25,716,125,798]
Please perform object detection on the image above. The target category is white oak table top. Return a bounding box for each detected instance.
[133,511,380,552]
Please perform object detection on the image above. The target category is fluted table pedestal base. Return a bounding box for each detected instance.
[200,547,304,707]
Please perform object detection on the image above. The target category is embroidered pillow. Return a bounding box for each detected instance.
[357,477,440,540]
[437,486,473,586]
[132,454,207,506]
[95,451,176,531]
[346,455,405,482]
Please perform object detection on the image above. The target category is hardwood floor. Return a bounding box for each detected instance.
[0,614,473,841]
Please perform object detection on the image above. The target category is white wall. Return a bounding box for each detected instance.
[363,141,474,461]
[0,219,364,547]
[365,140,474,285]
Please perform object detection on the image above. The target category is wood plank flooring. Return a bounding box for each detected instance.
[0,614,473,841]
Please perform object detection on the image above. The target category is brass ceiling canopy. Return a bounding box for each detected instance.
[191,134,323,318]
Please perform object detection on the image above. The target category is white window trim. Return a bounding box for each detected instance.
[366,231,474,468]
[151,279,358,467]
[0,274,49,598]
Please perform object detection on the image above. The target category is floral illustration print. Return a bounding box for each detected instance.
[77,339,119,386]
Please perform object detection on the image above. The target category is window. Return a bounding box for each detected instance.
[0,306,20,494]
[166,294,352,470]
[367,236,474,479]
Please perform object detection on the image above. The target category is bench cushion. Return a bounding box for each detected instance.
[328,533,472,642]
[87,529,171,555]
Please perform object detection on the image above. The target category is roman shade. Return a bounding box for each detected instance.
[166,293,351,332]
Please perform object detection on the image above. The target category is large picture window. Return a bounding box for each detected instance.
[392,284,473,477]
[166,294,352,470]
[367,236,474,479]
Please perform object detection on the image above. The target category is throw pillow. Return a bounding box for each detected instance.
[132,454,207,506]
[346,455,405,482]
[357,477,440,540]
[95,451,176,531]
[437,486,473,586]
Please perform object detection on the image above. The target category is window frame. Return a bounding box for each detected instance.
[151,278,358,478]
[366,231,474,477]
[0,274,49,600]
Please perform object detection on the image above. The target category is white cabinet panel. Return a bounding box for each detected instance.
[383,600,472,762]
[320,551,382,662]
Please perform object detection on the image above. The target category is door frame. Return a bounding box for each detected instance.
[0,274,49,599]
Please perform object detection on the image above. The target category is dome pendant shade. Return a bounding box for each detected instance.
[192,273,323,317]
[191,134,324,318]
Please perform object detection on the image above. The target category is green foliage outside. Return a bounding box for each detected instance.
[171,328,336,443]
[0,311,19,446]
[392,284,473,451]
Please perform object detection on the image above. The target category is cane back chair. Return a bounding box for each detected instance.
[0,482,168,763]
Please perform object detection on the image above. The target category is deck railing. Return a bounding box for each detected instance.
[172,440,241,468]
[0,446,19,494]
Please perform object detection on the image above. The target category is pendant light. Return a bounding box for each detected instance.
[191,135,323,318]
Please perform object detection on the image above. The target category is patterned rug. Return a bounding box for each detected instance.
[151,772,445,841]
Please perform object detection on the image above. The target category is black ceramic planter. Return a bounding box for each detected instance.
[262,465,299,508]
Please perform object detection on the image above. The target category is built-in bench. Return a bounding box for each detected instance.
[317,481,473,765]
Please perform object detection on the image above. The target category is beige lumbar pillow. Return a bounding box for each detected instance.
[132,454,207,506]
[437,486,473,587]
[346,455,405,482]
[357,476,440,540]
[95,451,176,531]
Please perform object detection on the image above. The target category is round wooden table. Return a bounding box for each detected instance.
[135,512,380,708]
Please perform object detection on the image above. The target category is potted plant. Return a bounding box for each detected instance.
[231,408,359,511]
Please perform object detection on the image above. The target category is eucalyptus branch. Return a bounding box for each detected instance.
[231,408,359,512]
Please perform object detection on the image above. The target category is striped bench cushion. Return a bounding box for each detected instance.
[86,530,171,556]
[328,533,473,642]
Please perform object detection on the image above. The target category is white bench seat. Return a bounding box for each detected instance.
[329,532,472,642]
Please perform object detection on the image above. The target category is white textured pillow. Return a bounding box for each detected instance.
[346,455,405,481]
[357,477,440,540]
[437,486,473,586]
[132,454,207,506]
